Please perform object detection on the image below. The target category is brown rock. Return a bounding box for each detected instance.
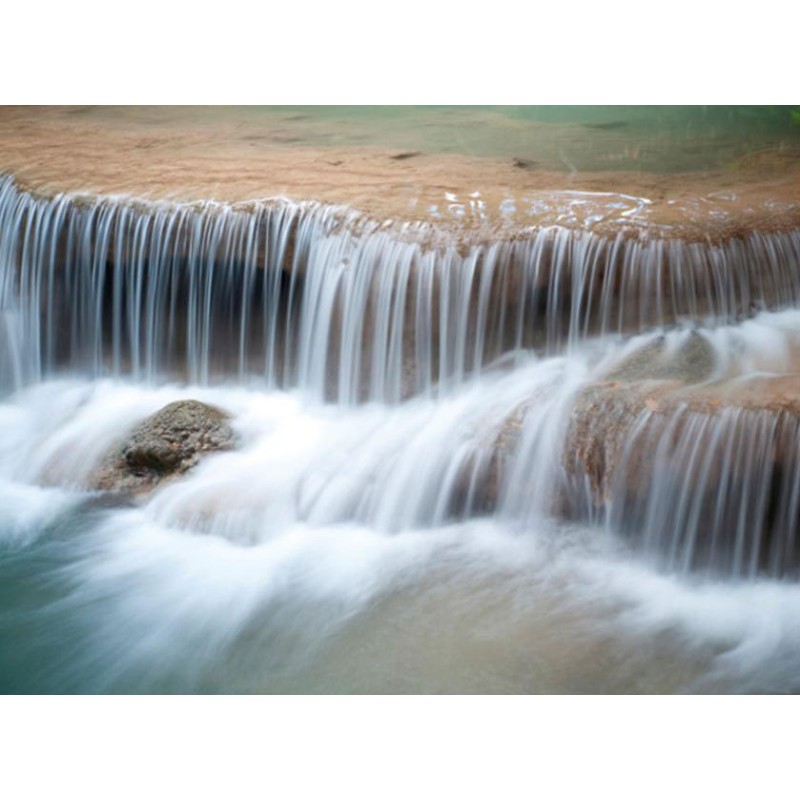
[92,400,235,495]
[563,375,800,505]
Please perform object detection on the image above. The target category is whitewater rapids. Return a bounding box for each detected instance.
[2,361,800,693]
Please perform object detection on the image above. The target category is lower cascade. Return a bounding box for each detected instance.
[2,174,800,693]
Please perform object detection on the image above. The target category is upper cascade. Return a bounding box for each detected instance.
[2,175,800,402]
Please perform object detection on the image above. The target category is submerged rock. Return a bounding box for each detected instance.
[603,331,716,384]
[449,402,528,517]
[91,400,235,495]
[563,332,721,503]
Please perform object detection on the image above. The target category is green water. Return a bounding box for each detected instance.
[245,105,800,172]
[81,105,800,174]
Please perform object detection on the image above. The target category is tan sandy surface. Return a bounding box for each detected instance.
[2,106,800,238]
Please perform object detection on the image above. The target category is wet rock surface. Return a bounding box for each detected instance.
[458,326,800,576]
[92,400,235,495]
[564,333,720,502]
[450,402,530,517]
[565,373,800,500]
[559,361,800,575]
[603,331,717,384]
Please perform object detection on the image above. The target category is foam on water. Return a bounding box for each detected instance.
[1,367,799,692]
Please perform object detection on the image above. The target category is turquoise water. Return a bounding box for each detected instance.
[247,105,800,171]
[84,105,800,173]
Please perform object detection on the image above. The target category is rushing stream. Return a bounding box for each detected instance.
[2,175,800,693]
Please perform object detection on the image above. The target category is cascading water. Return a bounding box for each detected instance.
[4,175,800,400]
[2,173,800,693]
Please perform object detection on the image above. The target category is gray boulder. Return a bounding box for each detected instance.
[92,400,235,495]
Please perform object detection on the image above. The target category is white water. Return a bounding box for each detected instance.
[3,175,800,401]
[2,176,800,692]
[2,373,800,693]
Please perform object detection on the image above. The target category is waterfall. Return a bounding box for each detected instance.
[3,175,800,403]
[550,393,800,580]
[2,169,800,692]
[611,406,800,578]
[3,174,800,579]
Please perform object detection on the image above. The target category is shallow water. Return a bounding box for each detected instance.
[85,105,800,172]
[3,107,798,233]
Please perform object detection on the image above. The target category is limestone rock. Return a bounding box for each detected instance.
[603,331,716,384]
[91,400,235,495]
[564,374,800,508]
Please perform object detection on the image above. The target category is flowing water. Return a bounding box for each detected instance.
[2,171,800,693]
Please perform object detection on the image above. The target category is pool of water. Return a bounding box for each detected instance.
[160,104,800,171]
